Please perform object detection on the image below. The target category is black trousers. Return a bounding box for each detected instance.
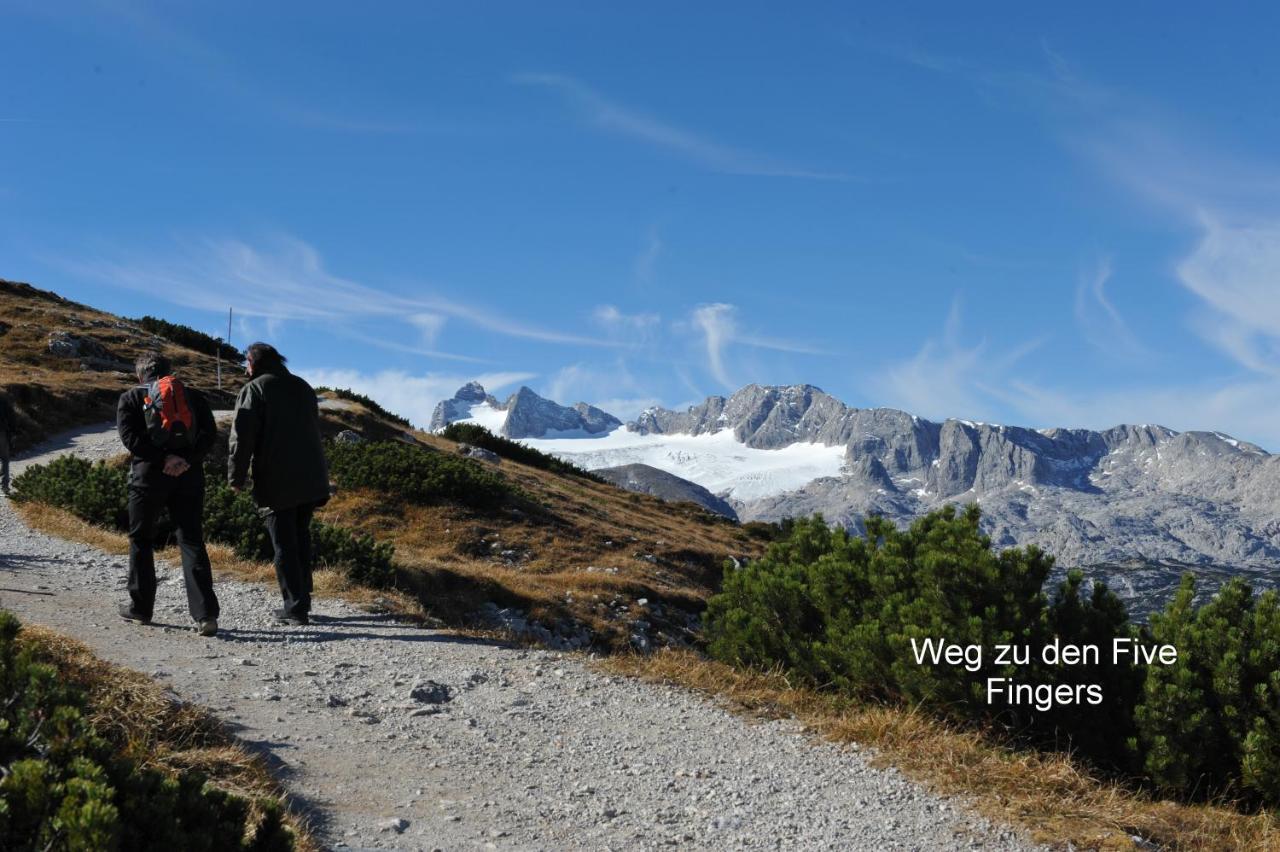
[262,503,316,617]
[127,475,219,621]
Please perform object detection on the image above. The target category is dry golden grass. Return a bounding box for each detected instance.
[18,624,319,851]
[313,442,761,646]
[602,650,1280,851]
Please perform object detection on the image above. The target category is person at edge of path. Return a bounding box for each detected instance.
[0,390,15,496]
[228,342,330,627]
[117,352,220,636]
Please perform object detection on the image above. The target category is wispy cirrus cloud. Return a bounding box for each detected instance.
[683,302,833,390]
[1177,215,1280,377]
[1074,257,1147,358]
[869,299,1044,422]
[690,303,737,388]
[513,72,854,182]
[865,41,1280,446]
[58,234,619,354]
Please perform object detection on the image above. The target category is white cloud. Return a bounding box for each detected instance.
[682,302,831,390]
[691,303,737,388]
[868,296,1280,449]
[513,72,853,181]
[869,300,1043,423]
[407,312,447,347]
[593,305,661,338]
[296,368,535,429]
[1178,216,1280,344]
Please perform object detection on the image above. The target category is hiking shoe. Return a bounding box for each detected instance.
[196,618,218,637]
[273,608,309,626]
[119,605,152,625]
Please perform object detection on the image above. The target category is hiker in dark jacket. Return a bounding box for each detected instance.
[117,352,220,635]
[228,342,329,626]
[0,391,15,496]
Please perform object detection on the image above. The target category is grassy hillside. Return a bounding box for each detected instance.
[1,278,761,650]
[0,279,243,448]
[315,426,761,648]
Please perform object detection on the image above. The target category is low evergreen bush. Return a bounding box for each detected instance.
[705,504,1280,807]
[0,611,293,850]
[440,423,604,483]
[327,439,512,508]
[15,456,398,590]
[12,457,128,528]
[310,523,395,589]
[1133,576,1280,805]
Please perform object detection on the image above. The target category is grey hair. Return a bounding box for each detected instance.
[135,351,172,381]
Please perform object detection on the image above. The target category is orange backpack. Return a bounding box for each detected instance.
[142,375,197,449]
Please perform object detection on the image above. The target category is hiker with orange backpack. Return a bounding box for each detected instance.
[116,352,220,636]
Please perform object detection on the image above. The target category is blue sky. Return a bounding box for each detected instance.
[5,3,1280,446]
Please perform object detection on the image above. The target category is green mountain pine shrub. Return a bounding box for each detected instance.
[706,504,1280,805]
[326,439,512,508]
[0,611,293,850]
[12,456,128,529]
[1133,576,1280,804]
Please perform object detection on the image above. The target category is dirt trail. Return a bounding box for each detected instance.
[0,424,1042,851]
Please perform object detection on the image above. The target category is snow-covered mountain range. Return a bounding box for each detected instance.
[431,381,1280,610]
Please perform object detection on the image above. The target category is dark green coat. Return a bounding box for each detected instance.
[228,366,330,510]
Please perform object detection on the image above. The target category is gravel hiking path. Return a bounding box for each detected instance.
[0,424,1044,851]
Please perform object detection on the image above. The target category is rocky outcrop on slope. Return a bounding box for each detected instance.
[594,463,739,520]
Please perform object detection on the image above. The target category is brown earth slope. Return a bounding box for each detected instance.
[0,278,243,448]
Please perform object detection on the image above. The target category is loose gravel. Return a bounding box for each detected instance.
[0,423,1045,851]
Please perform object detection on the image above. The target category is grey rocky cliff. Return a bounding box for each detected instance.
[594,463,738,520]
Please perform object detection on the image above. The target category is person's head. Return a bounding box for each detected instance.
[134,352,172,383]
[245,342,286,377]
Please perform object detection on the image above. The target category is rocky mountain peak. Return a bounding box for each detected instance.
[455,381,490,403]
[428,382,501,432]
[502,387,622,439]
